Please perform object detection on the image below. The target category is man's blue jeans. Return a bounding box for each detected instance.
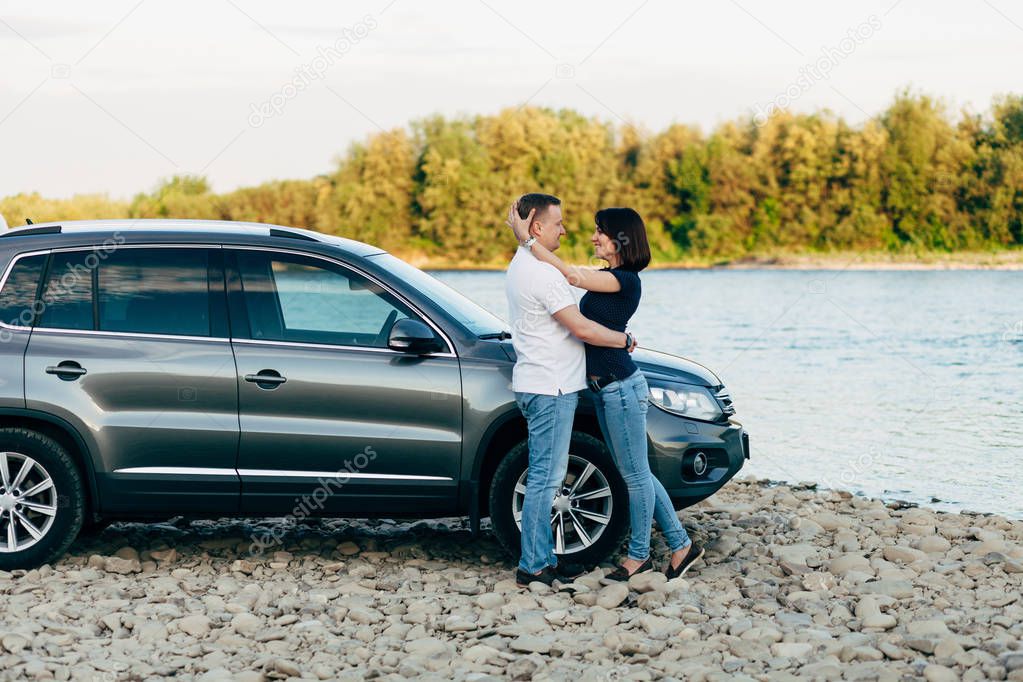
[515,390,579,574]
[592,371,691,561]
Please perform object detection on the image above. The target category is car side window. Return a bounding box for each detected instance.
[234,251,417,348]
[0,254,46,327]
[37,251,94,331]
[97,248,211,337]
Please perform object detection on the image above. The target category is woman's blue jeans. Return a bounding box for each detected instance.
[592,371,691,562]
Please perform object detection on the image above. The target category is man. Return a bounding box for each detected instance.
[505,193,637,587]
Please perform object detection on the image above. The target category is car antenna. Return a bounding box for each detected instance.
[25,218,34,225]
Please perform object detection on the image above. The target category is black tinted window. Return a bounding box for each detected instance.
[98,249,211,337]
[235,251,417,348]
[0,254,46,327]
[38,251,94,331]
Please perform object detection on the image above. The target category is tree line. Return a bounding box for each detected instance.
[3,90,1022,266]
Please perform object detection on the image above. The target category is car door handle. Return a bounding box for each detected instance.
[45,362,87,380]
[244,370,287,388]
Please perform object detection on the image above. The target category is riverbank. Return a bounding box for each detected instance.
[1,477,1020,680]
[397,249,1023,271]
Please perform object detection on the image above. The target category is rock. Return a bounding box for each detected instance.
[590,607,619,630]
[443,615,476,632]
[883,544,927,564]
[274,660,301,677]
[231,559,256,574]
[1,634,28,653]
[854,580,915,599]
[855,595,897,629]
[628,571,667,593]
[510,636,551,654]
[231,612,261,635]
[337,541,360,556]
[610,633,665,656]
[1000,652,1023,671]
[463,644,500,664]
[916,535,953,553]
[908,620,951,637]
[923,664,959,682]
[348,606,383,624]
[507,656,542,680]
[475,593,504,609]
[861,613,897,629]
[907,637,938,654]
[771,642,814,660]
[596,583,629,609]
[103,556,141,574]
[770,543,819,566]
[405,637,453,659]
[802,571,835,591]
[878,640,907,660]
[176,615,211,637]
[812,512,852,530]
[830,553,871,576]
[149,548,178,562]
[639,614,682,638]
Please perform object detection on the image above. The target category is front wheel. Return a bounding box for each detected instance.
[489,432,629,568]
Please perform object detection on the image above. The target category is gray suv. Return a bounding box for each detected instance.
[0,220,749,569]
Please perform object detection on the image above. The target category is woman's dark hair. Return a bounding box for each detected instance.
[595,207,651,272]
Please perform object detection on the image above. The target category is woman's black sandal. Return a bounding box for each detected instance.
[603,556,654,582]
[665,542,704,580]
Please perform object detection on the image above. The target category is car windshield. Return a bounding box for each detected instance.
[368,253,509,337]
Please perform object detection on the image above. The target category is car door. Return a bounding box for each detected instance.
[225,247,462,516]
[23,246,240,514]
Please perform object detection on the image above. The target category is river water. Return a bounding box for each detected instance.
[433,268,1023,518]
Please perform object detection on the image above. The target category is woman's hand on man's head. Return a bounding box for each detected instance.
[506,201,534,243]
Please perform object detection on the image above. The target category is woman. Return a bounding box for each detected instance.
[508,202,704,580]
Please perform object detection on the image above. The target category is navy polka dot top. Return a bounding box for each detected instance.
[579,267,641,380]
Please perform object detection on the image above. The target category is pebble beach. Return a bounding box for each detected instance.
[2,477,1021,681]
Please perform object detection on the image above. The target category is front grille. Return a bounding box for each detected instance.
[715,387,736,416]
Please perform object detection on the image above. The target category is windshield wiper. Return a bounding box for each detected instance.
[478,331,512,340]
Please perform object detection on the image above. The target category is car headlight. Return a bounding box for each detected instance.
[648,382,724,421]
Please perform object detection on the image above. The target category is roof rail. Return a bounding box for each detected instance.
[268,227,319,242]
[0,225,62,238]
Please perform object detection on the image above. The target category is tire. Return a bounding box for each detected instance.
[489,431,629,568]
[0,428,85,570]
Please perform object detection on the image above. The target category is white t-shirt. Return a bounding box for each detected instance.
[505,247,586,395]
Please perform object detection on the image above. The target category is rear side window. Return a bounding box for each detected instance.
[0,254,46,327]
[98,248,211,337]
[38,251,94,331]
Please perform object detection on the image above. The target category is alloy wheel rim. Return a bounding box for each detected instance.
[512,454,614,555]
[0,452,58,553]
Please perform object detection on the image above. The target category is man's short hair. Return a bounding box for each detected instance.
[516,193,561,221]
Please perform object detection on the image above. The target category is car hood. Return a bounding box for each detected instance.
[633,349,721,388]
[499,343,721,388]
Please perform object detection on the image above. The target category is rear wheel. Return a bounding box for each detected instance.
[489,432,629,568]
[0,428,85,570]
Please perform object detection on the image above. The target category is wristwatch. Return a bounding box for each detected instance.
[624,332,634,349]
[521,236,537,248]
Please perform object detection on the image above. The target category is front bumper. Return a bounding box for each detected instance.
[646,405,748,510]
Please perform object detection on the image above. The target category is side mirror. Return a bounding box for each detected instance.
[388,318,445,355]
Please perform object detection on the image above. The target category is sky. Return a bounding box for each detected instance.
[1,0,1022,199]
